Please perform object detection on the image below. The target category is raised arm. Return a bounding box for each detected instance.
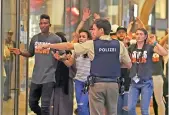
[136,17,146,29]
[49,42,74,50]
[159,34,168,46]
[75,8,91,33]
[37,40,93,56]
[127,21,134,34]
[149,34,168,56]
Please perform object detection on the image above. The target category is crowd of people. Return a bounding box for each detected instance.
[8,8,168,115]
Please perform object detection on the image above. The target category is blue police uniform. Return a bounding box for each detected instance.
[72,35,131,115]
[90,39,121,81]
[88,39,121,115]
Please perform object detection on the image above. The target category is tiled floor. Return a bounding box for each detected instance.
[2,91,155,115]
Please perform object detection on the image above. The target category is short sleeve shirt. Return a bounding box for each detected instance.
[73,35,131,65]
[29,33,62,84]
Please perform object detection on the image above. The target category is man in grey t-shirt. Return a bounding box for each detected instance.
[10,14,61,115]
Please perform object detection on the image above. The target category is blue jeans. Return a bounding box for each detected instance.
[117,93,128,115]
[74,80,89,115]
[128,79,153,115]
[4,60,13,99]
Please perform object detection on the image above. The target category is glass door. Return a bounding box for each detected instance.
[2,0,17,115]
[1,0,30,115]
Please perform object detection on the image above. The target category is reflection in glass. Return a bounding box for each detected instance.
[2,0,16,114]
[3,30,15,101]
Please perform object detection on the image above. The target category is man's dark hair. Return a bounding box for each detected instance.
[40,14,50,23]
[93,19,111,35]
[116,26,127,33]
[55,32,67,43]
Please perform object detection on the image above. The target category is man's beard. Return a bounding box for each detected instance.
[118,37,123,41]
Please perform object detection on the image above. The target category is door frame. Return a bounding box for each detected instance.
[0,0,3,113]
[14,0,21,114]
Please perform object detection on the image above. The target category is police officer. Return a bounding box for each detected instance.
[37,19,132,115]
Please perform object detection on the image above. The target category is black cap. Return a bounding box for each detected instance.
[116,26,127,33]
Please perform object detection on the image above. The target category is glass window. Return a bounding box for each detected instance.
[29,0,65,38]
[155,0,167,38]
[2,0,16,114]
[155,0,166,19]
[156,30,166,40]
[122,0,130,27]
[64,0,80,41]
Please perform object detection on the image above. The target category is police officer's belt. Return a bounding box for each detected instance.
[91,76,118,83]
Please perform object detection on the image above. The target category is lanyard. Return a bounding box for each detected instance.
[135,43,146,76]
[135,51,140,76]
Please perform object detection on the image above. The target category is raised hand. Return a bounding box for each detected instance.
[72,32,79,43]
[93,13,101,21]
[148,34,157,45]
[136,17,145,28]
[52,51,66,61]
[82,8,91,22]
[9,48,21,55]
[129,21,134,26]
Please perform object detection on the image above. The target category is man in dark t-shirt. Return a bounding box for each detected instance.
[116,26,131,115]
[10,14,61,115]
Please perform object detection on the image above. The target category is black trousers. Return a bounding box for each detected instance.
[29,82,55,115]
